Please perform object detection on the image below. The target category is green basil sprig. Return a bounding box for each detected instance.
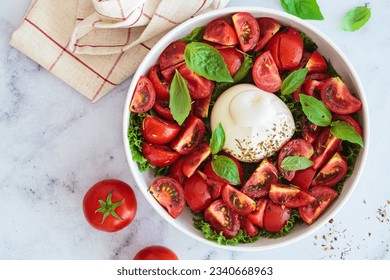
[184,42,233,83]
[299,94,332,127]
[340,6,371,32]
[179,26,205,43]
[280,0,324,20]
[330,120,364,148]
[281,156,314,171]
[211,155,240,185]
[169,70,191,125]
[281,68,308,95]
[210,122,225,155]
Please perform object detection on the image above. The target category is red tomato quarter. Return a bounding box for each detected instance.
[153,98,174,121]
[133,246,178,260]
[182,142,211,178]
[253,17,281,52]
[178,64,214,99]
[232,12,260,52]
[247,197,268,228]
[218,47,244,76]
[252,50,282,93]
[268,183,315,208]
[159,41,186,71]
[130,76,156,113]
[142,142,180,167]
[263,200,291,233]
[148,65,170,100]
[184,173,212,212]
[312,152,348,188]
[222,184,256,216]
[83,179,137,232]
[141,115,181,145]
[203,19,238,46]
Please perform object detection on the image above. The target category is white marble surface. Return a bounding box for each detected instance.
[1,0,389,260]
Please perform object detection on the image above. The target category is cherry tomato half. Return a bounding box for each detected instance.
[253,17,281,52]
[184,173,212,212]
[148,65,170,100]
[178,64,214,99]
[311,128,342,170]
[218,47,244,76]
[305,50,327,73]
[197,170,226,200]
[222,184,256,216]
[252,50,282,93]
[182,142,211,178]
[203,19,238,46]
[268,183,315,208]
[312,152,348,188]
[247,197,268,228]
[168,156,186,185]
[149,177,185,219]
[263,200,291,233]
[159,41,186,71]
[240,217,259,237]
[141,115,181,145]
[133,246,178,260]
[83,179,137,232]
[232,12,260,52]
[153,98,174,121]
[142,142,180,167]
[130,76,156,113]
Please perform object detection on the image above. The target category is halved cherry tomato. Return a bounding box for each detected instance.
[269,183,315,208]
[311,128,342,169]
[305,50,327,73]
[170,115,206,155]
[203,152,244,186]
[332,114,363,136]
[184,173,212,212]
[299,186,338,225]
[159,41,186,71]
[312,152,348,188]
[232,12,260,52]
[204,199,240,238]
[321,77,362,114]
[148,65,170,100]
[182,142,211,178]
[240,217,259,237]
[291,167,317,192]
[293,73,331,102]
[168,156,186,185]
[197,170,225,200]
[133,246,178,260]
[161,61,185,83]
[301,115,321,144]
[241,158,278,198]
[265,26,303,70]
[218,47,243,76]
[254,17,281,52]
[130,76,156,113]
[141,115,181,145]
[247,197,268,227]
[142,142,180,167]
[263,200,291,233]
[222,184,256,216]
[278,139,314,181]
[149,177,185,219]
[203,19,238,46]
[252,50,282,93]
[178,64,214,99]
[192,95,211,118]
[153,99,174,121]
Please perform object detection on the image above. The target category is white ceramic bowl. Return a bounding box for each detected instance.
[122,7,370,251]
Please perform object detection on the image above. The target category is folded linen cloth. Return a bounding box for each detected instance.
[10,0,229,102]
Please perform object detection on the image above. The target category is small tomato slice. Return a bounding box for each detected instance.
[299,186,338,225]
[311,128,342,169]
[278,139,314,181]
[263,200,291,233]
[321,77,362,114]
[203,19,238,46]
[247,197,268,228]
[192,95,211,118]
[149,177,185,219]
[130,76,156,113]
[240,216,259,237]
[252,50,282,93]
[153,99,174,121]
[218,47,244,76]
[182,142,211,178]
[305,50,327,73]
[168,156,186,185]
[133,246,178,260]
[254,17,281,52]
[312,152,348,188]
[142,142,180,167]
[178,64,214,99]
[141,115,181,145]
[222,184,256,216]
[148,65,170,100]
[204,199,240,238]
[232,12,260,52]
[301,115,321,144]
[269,183,316,208]
[159,41,186,71]
[241,158,278,198]
[170,115,206,155]
[197,170,225,200]
[291,167,317,192]
[184,173,212,212]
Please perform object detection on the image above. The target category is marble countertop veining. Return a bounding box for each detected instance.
[1,0,389,260]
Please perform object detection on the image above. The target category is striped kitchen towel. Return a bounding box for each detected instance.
[10,0,229,102]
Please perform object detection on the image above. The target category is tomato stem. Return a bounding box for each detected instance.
[95,191,125,223]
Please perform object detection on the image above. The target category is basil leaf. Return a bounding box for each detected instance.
[281,156,313,171]
[211,155,240,185]
[280,0,324,20]
[299,94,332,127]
[185,42,233,83]
[179,26,205,43]
[330,120,364,148]
[169,70,191,125]
[210,123,225,155]
[340,6,371,32]
[281,68,308,95]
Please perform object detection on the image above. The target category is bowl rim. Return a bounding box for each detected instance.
[122,6,370,251]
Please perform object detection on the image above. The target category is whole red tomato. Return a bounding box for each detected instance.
[83,179,137,232]
[133,246,178,260]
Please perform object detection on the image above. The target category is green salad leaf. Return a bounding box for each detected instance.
[169,70,191,125]
[280,0,324,20]
[281,68,308,95]
[300,31,318,52]
[179,26,205,43]
[340,6,371,32]
[210,122,225,155]
[330,120,364,148]
[281,156,314,171]
[299,94,332,127]
[185,42,233,83]
[211,155,240,185]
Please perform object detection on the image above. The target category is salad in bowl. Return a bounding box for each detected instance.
[123,7,369,250]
